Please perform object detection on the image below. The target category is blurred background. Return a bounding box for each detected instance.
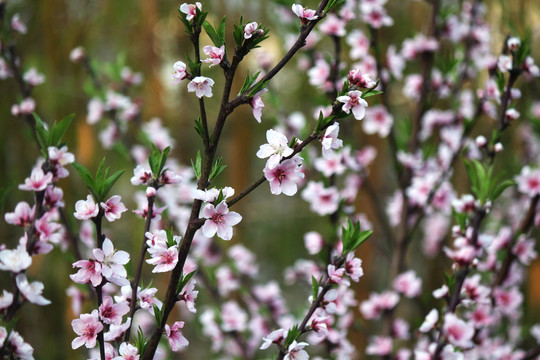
[1,0,540,358]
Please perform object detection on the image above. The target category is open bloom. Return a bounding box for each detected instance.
[5,202,35,227]
[443,313,474,348]
[260,328,285,350]
[284,340,309,360]
[264,157,305,196]
[292,4,318,22]
[321,122,343,158]
[165,321,189,351]
[100,195,127,222]
[71,310,103,349]
[516,166,540,197]
[187,76,215,98]
[337,90,368,120]
[0,245,32,273]
[202,45,225,67]
[16,274,50,305]
[257,129,294,169]
[93,238,130,286]
[99,296,129,325]
[201,201,242,240]
[74,195,99,220]
[19,168,53,192]
[70,259,102,287]
[113,342,139,360]
[179,2,202,21]
[146,245,179,273]
[179,279,199,313]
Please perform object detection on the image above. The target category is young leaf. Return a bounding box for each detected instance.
[209,157,227,181]
[202,21,221,47]
[191,151,202,180]
[311,276,319,302]
[49,113,74,147]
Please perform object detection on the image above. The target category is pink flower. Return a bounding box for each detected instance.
[171,61,188,85]
[304,232,323,255]
[71,310,103,349]
[179,279,199,313]
[337,90,368,120]
[284,340,309,360]
[0,245,32,273]
[393,270,422,298]
[221,301,248,332]
[516,166,540,197]
[346,30,370,60]
[5,201,35,227]
[328,264,346,285]
[244,22,259,39]
[348,69,376,88]
[419,309,439,332]
[363,105,393,138]
[179,2,202,21]
[0,327,6,348]
[74,195,100,220]
[344,253,364,282]
[442,313,474,348]
[291,4,318,23]
[70,259,103,287]
[0,290,14,311]
[23,67,45,86]
[321,123,343,158]
[366,336,393,356]
[319,14,346,37]
[8,331,34,359]
[260,328,285,350]
[201,201,242,240]
[146,245,178,273]
[19,168,53,192]
[361,4,393,28]
[100,195,127,222]
[165,321,189,351]
[93,238,130,286]
[113,342,139,360]
[302,181,340,215]
[187,76,215,98]
[202,45,225,67]
[130,165,152,186]
[11,14,27,34]
[69,46,85,63]
[16,274,50,305]
[251,89,267,123]
[264,157,305,196]
[257,129,294,169]
[99,296,129,325]
[513,236,537,265]
[104,318,131,343]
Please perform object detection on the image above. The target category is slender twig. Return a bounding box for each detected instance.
[124,194,156,342]
[493,195,539,287]
[92,212,106,360]
[141,4,330,358]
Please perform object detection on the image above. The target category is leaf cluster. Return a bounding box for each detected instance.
[72,159,124,203]
[33,113,74,158]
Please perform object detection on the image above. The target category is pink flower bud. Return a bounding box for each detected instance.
[146,187,157,197]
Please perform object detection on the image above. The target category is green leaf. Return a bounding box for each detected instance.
[49,113,74,147]
[135,326,148,355]
[311,276,319,302]
[239,71,261,95]
[209,157,227,181]
[490,179,515,201]
[153,304,163,327]
[217,16,227,44]
[176,270,197,294]
[33,113,49,152]
[361,90,384,98]
[101,169,125,199]
[248,80,269,98]
[283,324,300,348]
[203,20,221,47]
[125,259,133,279]
[341,220,372,254]
[233,19,244,47]
[191,151,202,180]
